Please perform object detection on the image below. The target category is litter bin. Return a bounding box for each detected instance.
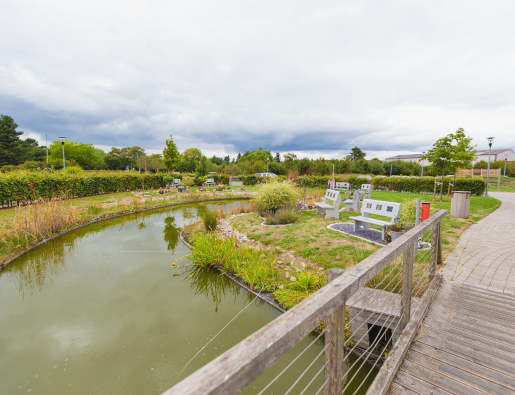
[451,191,470,219]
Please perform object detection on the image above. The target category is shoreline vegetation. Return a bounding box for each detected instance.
[183,190,501,311]
[0,191,253,269]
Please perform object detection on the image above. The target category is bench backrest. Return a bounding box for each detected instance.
[206,178,215,183]
[361,199,401,222]
[361,184,371,192]
[323,189,341,206]
[173,179,181,184]
[335,182,349,190]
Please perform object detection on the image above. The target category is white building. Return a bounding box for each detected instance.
[385,149,515,165]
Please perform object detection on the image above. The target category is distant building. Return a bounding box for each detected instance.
[474,149,515,163]
[385,149,515,165]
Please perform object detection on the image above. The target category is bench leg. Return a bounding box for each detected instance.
[325,209,339,220]
[316,207,325,215]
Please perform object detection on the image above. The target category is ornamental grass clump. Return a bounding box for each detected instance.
[201,208,223,231]
[255,179,298,215]
[263,207,301,225]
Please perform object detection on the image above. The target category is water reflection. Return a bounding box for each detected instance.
[163,215,180,252]
[182,266,264,313]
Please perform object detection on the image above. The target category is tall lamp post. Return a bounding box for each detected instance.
[267,157,269,173]
[485,137,494,197]
[504,155,508,177]
[59,137,66,170]
[390,161,393,177]
[46,134,49,163]
[421,152,425,177]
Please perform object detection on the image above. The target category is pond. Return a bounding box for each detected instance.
[0,201,377,394]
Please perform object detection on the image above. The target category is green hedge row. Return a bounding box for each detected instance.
[371,177,486,195]
[0,171,170,205]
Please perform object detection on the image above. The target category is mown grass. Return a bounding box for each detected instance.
[489,176,515,192]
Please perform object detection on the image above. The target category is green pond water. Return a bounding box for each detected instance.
[0,202,377,394]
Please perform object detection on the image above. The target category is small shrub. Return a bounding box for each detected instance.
[255,179,298,214]
[163,175,174,185]
[64,166,84,174]
[182,175,195,186]
[262,207,300,225]
[87,203,102,215]
[201,209,219,231]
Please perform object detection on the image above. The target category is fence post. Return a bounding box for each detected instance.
[324,268,346,395]
[429,212,441,282]
[437,222,443,265]
[401,245,414,331]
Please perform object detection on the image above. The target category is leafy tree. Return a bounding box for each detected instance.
[148,154,164,172]
[0,115,25,166]
[236,152,241,162]
[223,155,230,164]
[275,152,281,162]
[314,158,329,175]
[163,135,180,171]
[283,152,297,172]
[348,146,366,161]
[210,155,222,165]
[48,140,105,169]
[105,147,131,170]
[238,148,273,164]
[176,148,203,172]
[196,156,209,176]
[423,128,476,200]
[423,128,476,175]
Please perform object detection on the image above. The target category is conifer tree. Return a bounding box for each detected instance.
[163,135,180,171]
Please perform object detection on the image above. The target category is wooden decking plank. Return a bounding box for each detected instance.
[398,359,493,395]
[410,341,515,381]
[404,349,515,393]
[457,291,515,307]
[461,284,515,299]
[391,370,454,395]
[450,322,515,345]
[439,365,513,395]
[452,316,515,338]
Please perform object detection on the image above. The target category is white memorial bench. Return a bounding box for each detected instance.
[173,179,181,185]
[205,178,216,186]
[335,182,349,191]
[314,189,341,220]
[350,199,401,241]
[361,184,372,199]
[340,190,361,212]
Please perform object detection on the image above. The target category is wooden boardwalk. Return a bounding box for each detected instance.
[388,192,515,395]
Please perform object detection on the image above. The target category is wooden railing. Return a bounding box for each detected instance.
[163,210,447,395]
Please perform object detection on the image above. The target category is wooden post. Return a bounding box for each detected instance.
[401,246,414,332]
[430,221,438,282]
[498,169,501,191]
[433,180,437,201]
[437,222,443,265]
[324,268,346,395]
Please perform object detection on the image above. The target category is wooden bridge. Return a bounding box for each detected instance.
[163,193,515,395]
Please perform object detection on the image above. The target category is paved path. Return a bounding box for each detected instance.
[387,192,515,395]
[444,192,515,294]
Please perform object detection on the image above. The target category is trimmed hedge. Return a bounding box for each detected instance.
[371,177,486,196]
[0,171,235,205]
[0,171,168,205]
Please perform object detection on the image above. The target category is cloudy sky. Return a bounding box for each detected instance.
[1,0,514,160]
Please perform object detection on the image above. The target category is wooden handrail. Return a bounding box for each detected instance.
[163,210,447,395]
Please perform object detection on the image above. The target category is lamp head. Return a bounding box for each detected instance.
[487,137,495,147]
[59,137,66,143]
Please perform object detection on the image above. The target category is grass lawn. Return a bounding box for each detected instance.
[489,176,515,192]
[228,191,500,300]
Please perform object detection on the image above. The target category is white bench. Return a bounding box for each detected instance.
[361,184,372,199]
[314,189,341,220]
[340,190,361,212]
[173,179,181,185]
[350,199,401,241]
[205,178,216,186]
[335,182,349,191]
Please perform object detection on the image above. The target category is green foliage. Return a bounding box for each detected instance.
[201,209,220,231]
[196,157,209,177]
[263,208,301,225]
[163,135,180,171]
[190,233,276,289]
[176,148,203,172]
[104,146,144,170]
[64,166,84,174]
[397,198,433,230]
[423,128,476,175]
[371,176,486,195]
[255,180,298,213]
[0,171,168,204]
[347,146,366,161]
[48,140,105,170]
[182,175,195,186]
[163,175,174,185]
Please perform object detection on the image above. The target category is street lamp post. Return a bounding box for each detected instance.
[267,158,269,173]
[505,155,508,177]
[390,161,393,177]
[59,137,66,170]
[46,134,49,163]
[421,152,425,177]
[440,158,447,202]
[485,137,494,197]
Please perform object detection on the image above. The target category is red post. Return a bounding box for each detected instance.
[421,202,431,222]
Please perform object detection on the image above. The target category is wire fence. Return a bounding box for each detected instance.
[163,210,446,395]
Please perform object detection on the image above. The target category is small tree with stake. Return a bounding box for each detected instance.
[422,128,476,202]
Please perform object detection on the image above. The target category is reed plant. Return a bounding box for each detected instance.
[200,209,221,231]
[190,232,276,290]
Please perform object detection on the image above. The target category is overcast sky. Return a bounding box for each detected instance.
[1,0,514,160]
